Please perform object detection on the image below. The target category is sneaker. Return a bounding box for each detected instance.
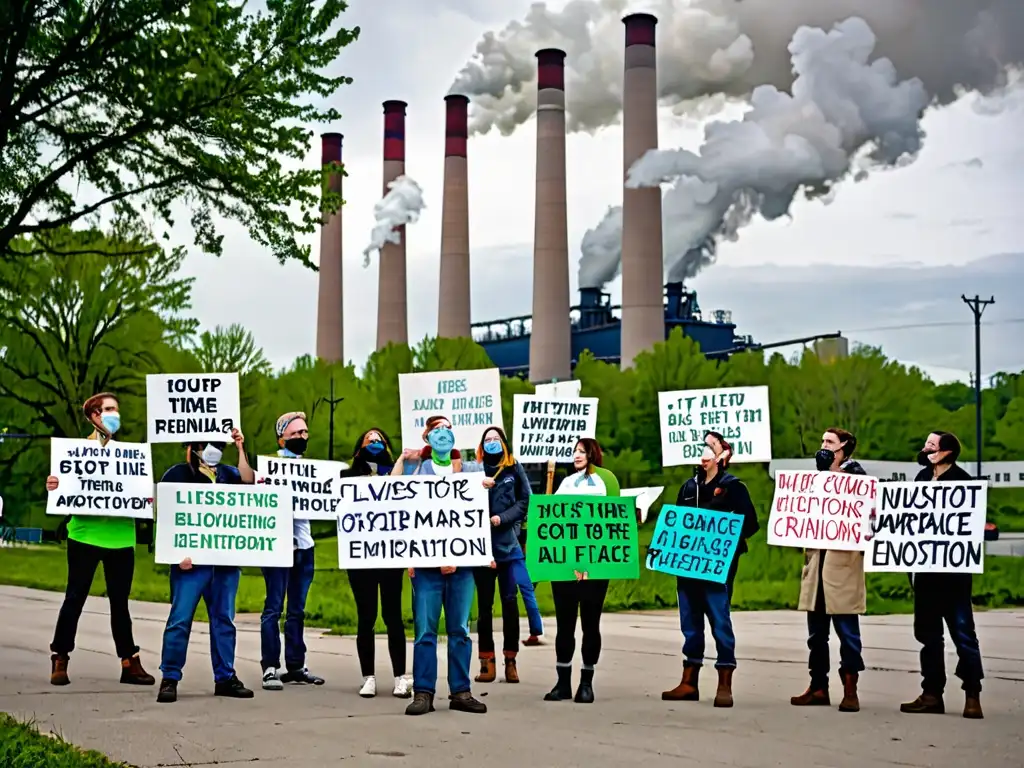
[214,675,254,698]
[50,654,70,686]
[449,690,487,714]
[392,675,412,698]
[359,675,377,698]
[523,635,543,647]
[157,678,178,703]
[262,667,283,691]
[281,667,325,685]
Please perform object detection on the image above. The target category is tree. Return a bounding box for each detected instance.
[0,0,358,264]
[191,323,272,377]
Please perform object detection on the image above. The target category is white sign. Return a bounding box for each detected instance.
[146,373,241,443]
[622,486,664,524]
[255,455,350,521]
[770,459,1024,489]
[512,394,598,462]
[658,385,772,466]
[47,438,154,519]
[336,474,492,569]
[398,368,503,450]
[866,481,987,573]
[155,483,292,567]
[535,380,582,399]
[767,470,876,551]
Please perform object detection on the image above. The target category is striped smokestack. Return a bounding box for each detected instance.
[376,100,409,349]
[529,48,571,383]
[437,94,471,339]
[315,132,344,362]
[620,13,663,368]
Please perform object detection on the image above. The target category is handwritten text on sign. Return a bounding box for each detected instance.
[146,373,241,443]
[47,438,154,519]
[767,470,876,551]
[647,505,742,584]
[512,395,598,462]
[525,495,639,582]
[866,481,987,574]
[658,385,772,466]
[336,474,492,569]
[398,368,503,450]
[255,455,350,521]
[154,483,292,567]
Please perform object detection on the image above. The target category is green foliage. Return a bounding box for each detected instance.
[0,714,128,767]
[191,323,272,377]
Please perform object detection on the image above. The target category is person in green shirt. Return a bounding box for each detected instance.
[45,392,154,687]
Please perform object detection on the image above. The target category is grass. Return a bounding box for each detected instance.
[0,715,129,767]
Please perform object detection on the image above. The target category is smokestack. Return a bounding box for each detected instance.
[528,48,571,383]
[376,100,409,349]
[620,13,663,369]
[315,132,344,362]
[437,95,471,339]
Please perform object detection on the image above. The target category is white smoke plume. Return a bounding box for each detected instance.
[362,176,425,266]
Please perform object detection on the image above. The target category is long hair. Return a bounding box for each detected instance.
[575,437,603,473]
[476,426,516,474]
[349,427,396,475]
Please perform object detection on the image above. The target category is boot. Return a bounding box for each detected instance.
[405,691,435,716]
[449,690,487,714]
[574,666,595,704]
[120,654,156,685]
[713,668,734,708]
[50,654,70,686]
[543,665,572,702]
[475,652,496,683]
[662,662,700,701]
[963,692,983,720]
[503,652,519,684]
[791,684,830,706]
[838,672,859,712]
[156,678,178,703]
[900,693,944,714]
[214,675,254,698]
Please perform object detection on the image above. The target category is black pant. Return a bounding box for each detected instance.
[51,539,138,659]
[474,566,520,654]
[551,579,610,667]
[348,568,406,677]
[913,573,984,695]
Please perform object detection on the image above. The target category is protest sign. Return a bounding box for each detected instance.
[336,474,492,568]
[535,380,582,399]
[46,438,154,519]
[525,495,639,582]
[146,373,241,443]
[658,385,772,466]
[255,455,350,521]
[622,486,664,524]
[398,368,503,450]
[646,505,742,583]
[767,470,876,551]
[155,483,291,567]
[512,394,598,461]
[866,481,987,573]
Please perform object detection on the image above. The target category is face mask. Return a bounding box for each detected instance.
[815,449,835,472]
[202,444,223,466]
[284,437,307,456]
[100,412,120,435]
[364,440,385,455]
[483,440,503,455]
[427,427,455,453]
[700,445,716,462]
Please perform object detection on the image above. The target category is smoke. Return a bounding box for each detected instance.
[362,176,425,266]
[578,205,622,287]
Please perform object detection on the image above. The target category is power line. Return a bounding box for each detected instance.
[842,318,1023,334]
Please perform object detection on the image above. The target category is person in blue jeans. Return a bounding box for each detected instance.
[260,412,325,690]
[156,431,255,703]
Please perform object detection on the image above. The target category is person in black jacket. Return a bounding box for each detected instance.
[660,431,759,708]
[900,431,985,719]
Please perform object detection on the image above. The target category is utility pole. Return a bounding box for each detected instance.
[311,376,344,461]
[961,294,995,479]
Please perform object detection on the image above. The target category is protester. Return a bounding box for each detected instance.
[660,431,759,707]
[392,415,481,476]
[340,428,411,698]
[259,412,325,691]
[472,427,544,685]
[544,438,621,704]
[900,431,985,719]
[46,392,154,687]
[156,430,255,703]
[791,428,867,713]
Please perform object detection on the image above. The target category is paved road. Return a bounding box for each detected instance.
[0,585,1021,767]
[987,532,1024,557]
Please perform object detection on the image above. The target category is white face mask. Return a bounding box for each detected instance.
[701,446,717,461]
[202,445,223,466]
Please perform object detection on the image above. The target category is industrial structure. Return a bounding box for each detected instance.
[314,132,344,362]
[376,100,409,349]
[437,94,472,339]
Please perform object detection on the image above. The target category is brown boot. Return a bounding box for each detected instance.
[963,692,983,720]
[50,654,70,686]
[662,663,700,701]
[503,652,519,684]
[713,668,734,708]
[474,653,496,683]
[838,672,859,712]
[120,654,156,685]
[900,693,944,714]
[791,685,830,706]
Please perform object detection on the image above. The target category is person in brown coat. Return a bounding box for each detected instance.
[791,428,867,713]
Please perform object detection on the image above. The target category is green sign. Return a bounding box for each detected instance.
[525,494,640,582]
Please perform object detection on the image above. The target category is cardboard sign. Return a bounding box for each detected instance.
[768,470,876,551]
[658,385,772,466]
[47,438,154,519]
[646,505,742,584]
[146,373,241,443]
[255,455,350,521]
[512,394,598,462]
[398,368,503,450]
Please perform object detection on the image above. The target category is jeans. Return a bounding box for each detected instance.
[411,568,475,695]
[160,565,240,683]
[260,547,315,671]
[913,573,984,695]
[806,606,864,690]
[475,560,544,654]
[677,579,736,668]
[348,567,406,677]
[51,539,138,659]
[551,579,610,667]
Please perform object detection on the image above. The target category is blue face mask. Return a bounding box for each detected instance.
[483,440,503,455]
[427,427,455,453]
[101,412,120,435]
[365,441,385,455]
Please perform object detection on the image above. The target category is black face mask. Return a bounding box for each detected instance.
[284,437,308,456]
[917,450,935,467]
[482,451,502,466]
[815,449,835,472]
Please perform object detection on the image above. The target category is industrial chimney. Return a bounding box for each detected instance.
[376,100,409,350]
[437,94,471,339]
[529,49,572,383]
[620,13,664,369]
[315,132,344,362]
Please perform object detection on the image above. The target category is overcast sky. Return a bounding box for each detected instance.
[172,0,1024,385]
